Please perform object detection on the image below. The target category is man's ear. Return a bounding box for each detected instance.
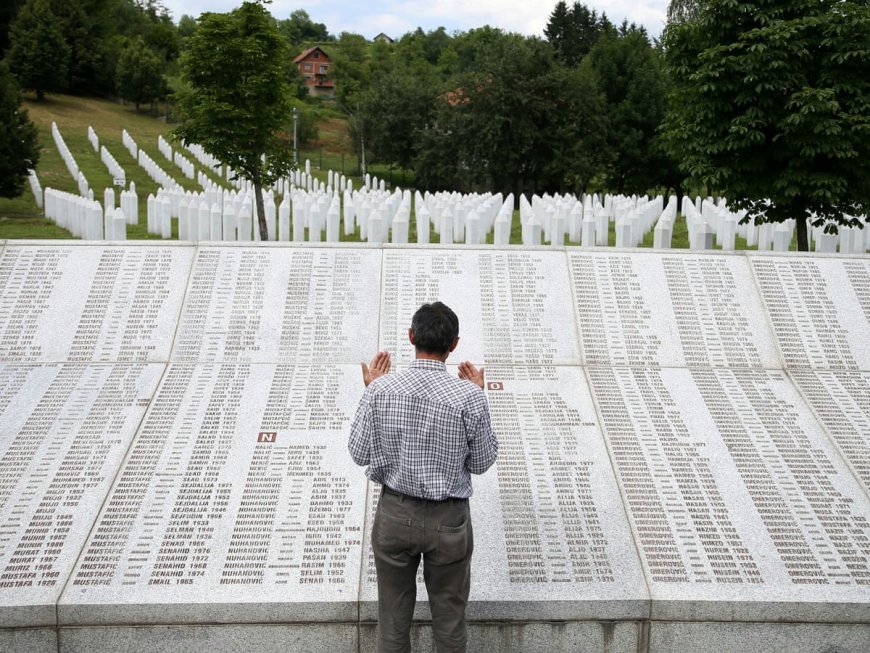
[448,336,459,353]
[408,328,415,346]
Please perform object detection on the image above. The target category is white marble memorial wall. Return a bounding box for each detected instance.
[0,242,868,652]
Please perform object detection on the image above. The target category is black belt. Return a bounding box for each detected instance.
[381,485,467,504]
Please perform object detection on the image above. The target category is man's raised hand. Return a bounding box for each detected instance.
[458,361,485,389]
[361,351,391,387]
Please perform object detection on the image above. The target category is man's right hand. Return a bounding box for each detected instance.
[362,351,391,387]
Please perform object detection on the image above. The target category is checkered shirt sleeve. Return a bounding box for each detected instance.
[348,360,498,500]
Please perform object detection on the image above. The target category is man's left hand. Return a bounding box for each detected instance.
[458,361,485,389]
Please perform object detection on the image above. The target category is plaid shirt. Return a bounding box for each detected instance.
[348,358,498,500]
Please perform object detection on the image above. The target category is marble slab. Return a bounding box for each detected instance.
[170,247,381,364]
[586,366,870,622]
[57,623,358,653]
[378,248,581,366]
[358,366,649,622]
[0,244,192,363]
[789,369,870,496]
[568,251,780,368]
[0,363,165,627]
[59,364,368,625]
[649,621,870,653]
[750,255,870,370]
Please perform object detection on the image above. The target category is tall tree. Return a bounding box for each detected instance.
[361,65,437,171]
[49,0,110,94]
[176,1,295,240]
[663,0,870,250]
[415,30,590,196]
[116,36,166,111]
[277,9,330,48]
[0,61,39,198]
[6,0,70,100]
[330,32,373,173]
[588,27,673,193]
[545,2,612,66]
[0,0,27,56]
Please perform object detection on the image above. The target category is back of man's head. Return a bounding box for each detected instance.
[411,302,459,355]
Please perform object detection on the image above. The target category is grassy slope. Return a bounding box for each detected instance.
[2,92,779,249]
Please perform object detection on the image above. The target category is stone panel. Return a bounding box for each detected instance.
[171,246,380,364]
[379,248,581,366]
[359,619,643,653]
[587,366,870,622]
[649,621,870,653]
[58,623,358,653]
[359,367,648,622]
[59,364,367,625]
[568,250,779,368]
[750,255,870,370]
[0,244,192,363]
[0,363,164,627]
[789,369,870,495]
[0,627,56,653]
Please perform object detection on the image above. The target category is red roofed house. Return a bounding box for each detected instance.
[293,46,335,98]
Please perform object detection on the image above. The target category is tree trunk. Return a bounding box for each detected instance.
[36,88,44,101]
[796,213,809,252]
[360,130,366,177]
[253,167,269,241]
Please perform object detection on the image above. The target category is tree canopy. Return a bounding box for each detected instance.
[0,61,40,198]
[175,1,295,240]
[116,36,167,111]
[6,0,70,100]
[663,0,870,250]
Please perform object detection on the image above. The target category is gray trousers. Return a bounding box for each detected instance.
[372,487,473,653]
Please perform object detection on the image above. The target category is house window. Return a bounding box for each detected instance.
[318,65,328,73]
[313,52,320,59]
[304,63,312,71]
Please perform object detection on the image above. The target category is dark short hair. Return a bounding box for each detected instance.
[411,302,459,355]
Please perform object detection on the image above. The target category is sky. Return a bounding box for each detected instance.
[159,0,670,40]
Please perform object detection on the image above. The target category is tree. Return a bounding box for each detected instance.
[277,9,330,48]
[361,66,437,171]
[176,1,295,240]
[116,37,166,111]
[178,14,197,40]
[415,30,590,196]
[0,0,27,56]
[48,0,110,94]
[545,2,613,66]
[330,32,373,173]
[663,0,870,250]
[0,61,39,198]
[588,27,675,194]
[6,0,70,100]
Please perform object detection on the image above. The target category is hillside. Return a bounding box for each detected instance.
[0,94,361,239]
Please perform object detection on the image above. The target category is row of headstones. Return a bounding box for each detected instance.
[51,122,90,198]
[87,126,127,187]
[185,141,222,176]
[137,147,181,192]
[122,129,138,159]
[27,170,43,209]
[43,188,130,240]
[158,135,196,180]
[690,198,869,253]
[413,190,512,244]
[40,123,870,251]
[144,185,345,242]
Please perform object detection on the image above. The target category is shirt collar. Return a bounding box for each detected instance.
[409,358,447,373]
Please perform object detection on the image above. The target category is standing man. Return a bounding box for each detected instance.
[349,301,498,653]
